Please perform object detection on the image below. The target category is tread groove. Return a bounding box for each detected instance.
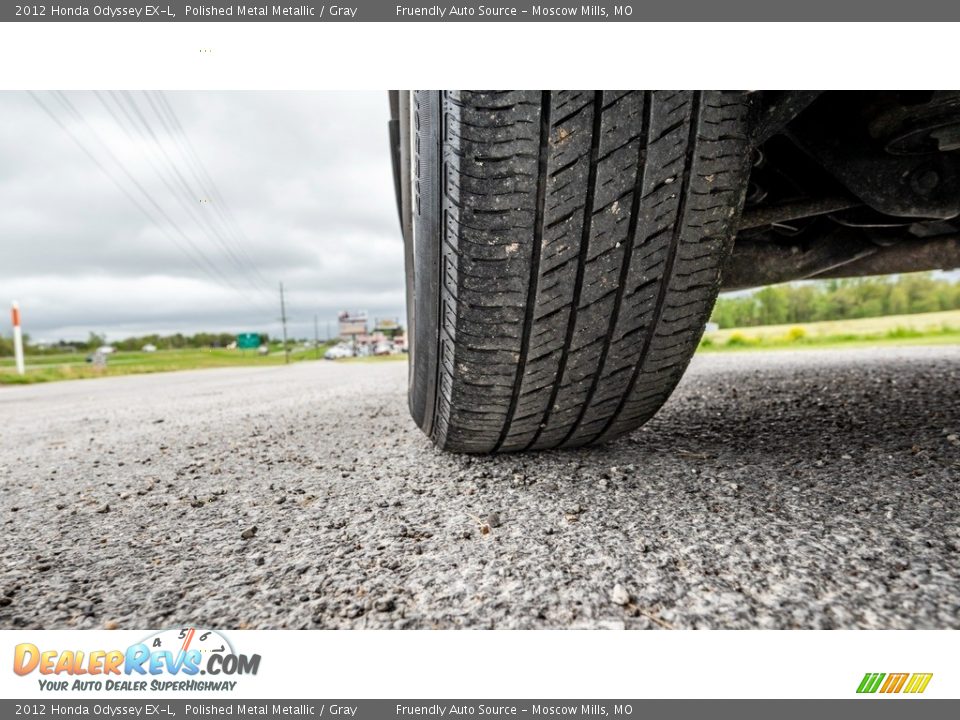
[559,91,652,447]
[524,91,604,451]
[590,91,702,444]
[493,91,552,452]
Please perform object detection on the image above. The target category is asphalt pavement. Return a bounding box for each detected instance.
[1,346,958,629]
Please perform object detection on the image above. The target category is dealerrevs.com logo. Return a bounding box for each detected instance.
[857,673,933,695]
[13,628,260,693]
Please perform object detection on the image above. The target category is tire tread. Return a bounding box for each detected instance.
[417,90,751,453]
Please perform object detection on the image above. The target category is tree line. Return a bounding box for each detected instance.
[0,331,271,357]
[711,273,960,329]
[3,273,958,354]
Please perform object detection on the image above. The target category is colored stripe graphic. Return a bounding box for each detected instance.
[857,673,885,693]
[904,673,933,694]
[857,672,932,694]
[880,673,909,693]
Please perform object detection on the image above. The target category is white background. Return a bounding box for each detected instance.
[1,629,953,699]
[0,22,958,89]
[0,19,956,702]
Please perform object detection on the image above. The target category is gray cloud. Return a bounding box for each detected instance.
[0,91,404,341]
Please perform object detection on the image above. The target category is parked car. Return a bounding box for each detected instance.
[388,90,960,453]
[324,344,354,360]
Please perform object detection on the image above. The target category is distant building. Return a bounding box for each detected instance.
[338,311,368,337]
[373,318,403,338]
[350,331,407,356]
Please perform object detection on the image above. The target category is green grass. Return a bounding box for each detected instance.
[5,310,956,384]
[699,309,960,353]
[0,345,337,385]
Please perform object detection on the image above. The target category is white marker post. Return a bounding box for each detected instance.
[11,301,25,375]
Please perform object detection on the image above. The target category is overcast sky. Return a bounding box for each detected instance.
[0,91,402,342]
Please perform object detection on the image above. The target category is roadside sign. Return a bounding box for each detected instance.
[338,311,367,336]
[237,333,261,349]
[374,318,400,334]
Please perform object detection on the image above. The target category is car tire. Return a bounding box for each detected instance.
[401,91,752,453]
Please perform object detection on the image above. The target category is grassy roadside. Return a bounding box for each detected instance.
[0,346,335,385]
[3,310,958,385]
[698,309,960,353]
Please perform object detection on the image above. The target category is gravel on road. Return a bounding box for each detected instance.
[1,346,958,629]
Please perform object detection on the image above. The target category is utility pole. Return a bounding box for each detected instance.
[11,301,25,376]
[313,314,320,360]
[279,282,290,365]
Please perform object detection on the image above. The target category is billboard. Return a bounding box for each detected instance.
[338,311,367,336]
[374,318,401,334]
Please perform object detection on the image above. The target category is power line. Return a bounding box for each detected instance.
[96,92,239,273]
[101,90,273,304]
[66,92,277,317]
[30,92,220,286]
[141,91,274,295]
[31,91,273,319]
[52,91,243,294]
[152,92,273,290]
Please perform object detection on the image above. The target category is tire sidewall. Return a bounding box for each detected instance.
[405,91,442,438]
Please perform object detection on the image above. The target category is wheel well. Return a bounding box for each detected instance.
[725,91,960,290]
